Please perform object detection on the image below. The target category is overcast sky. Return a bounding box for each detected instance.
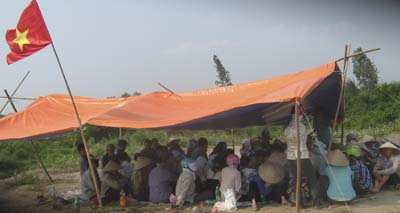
[0,0,399,113]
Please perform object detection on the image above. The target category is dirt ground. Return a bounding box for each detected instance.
[1,169,400,213]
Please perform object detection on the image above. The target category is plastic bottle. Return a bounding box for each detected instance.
[215,187,221,201]
[120,190,126,208]
[73,195,80,213]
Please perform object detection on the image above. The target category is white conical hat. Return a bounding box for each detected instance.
[378,142,400,151]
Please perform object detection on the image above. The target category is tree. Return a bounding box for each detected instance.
[132,91,141,96]
[213,54,232,87]
[352,47,378,89]
[121,92,130,98]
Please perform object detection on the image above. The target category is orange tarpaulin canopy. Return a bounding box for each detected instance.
[0,61,341,141]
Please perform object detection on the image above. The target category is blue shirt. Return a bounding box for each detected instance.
[350,159,373,191]
[253,173,272,196]
[321,166,355,201]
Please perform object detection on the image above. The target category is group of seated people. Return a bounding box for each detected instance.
[76,108,400,211]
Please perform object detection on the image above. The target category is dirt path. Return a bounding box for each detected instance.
[1,169,400,212]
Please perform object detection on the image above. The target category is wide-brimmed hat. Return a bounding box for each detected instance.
[258,162,284,184]
[326,149,349,166]
[378,142,400,151]
[102,160,122,172]
[135,156,153,170]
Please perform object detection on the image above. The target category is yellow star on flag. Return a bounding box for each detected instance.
[13,29,30,52]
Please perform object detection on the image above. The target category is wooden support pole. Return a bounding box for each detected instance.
[328,45,351,151]
[119,128,123,139]
[295,99,302,212]
[3,89,54,182]
[0,71,30,114]
[158,82,175,94]
[0,96,36,101]
[336,48,380,62]
[4,90,17,113]
[50,42,103,208]
[231,129,235,154]
[30,141,54,182]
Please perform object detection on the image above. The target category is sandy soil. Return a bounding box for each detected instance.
[1,169,400,213]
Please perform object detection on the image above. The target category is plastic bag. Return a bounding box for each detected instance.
[212,188,237,212]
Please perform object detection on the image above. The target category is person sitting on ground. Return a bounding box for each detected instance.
[239,156,257,201]
[260,128,272,151]
[116,139,131,163]
[101,144,117,169]
[345,145,373,195]
[249,161,288,211]
[321,149,356,202]
[132,156,155,201]
[186,138,197,158]
[149,146,179,203]
[151,138,161,150]
[101,160,132,204]
[209,141,227,170]
[220,154,242,201]
[138,139,154,160]
[240,139,253,158]
[118,151,134,180]
[372,142,400,192]
[285,106,323,208]
[167,137,185,163]
[175,159,198,207]
[206,142,226,196]
[77,142,89,177]
[191,137,209,160]
[81,155,101,204]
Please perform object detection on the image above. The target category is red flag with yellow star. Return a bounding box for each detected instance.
[6,0,52,65]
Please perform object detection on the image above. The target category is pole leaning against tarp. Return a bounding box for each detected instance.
[3,89,54,183]
[295,99,302,213]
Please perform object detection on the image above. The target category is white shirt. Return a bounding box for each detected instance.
[285,116,310,160]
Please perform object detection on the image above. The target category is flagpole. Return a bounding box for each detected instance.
[49,42,103,208]
[29,0,102,207]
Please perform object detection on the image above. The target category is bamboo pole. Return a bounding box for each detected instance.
[328,45,351,151]
[295,99,301,212]
[231,129,235,154]
[4,90,17,113]
[3,89,54,182]
[30,141,54,182]
[119,128,123,139]
[50,42,103,208]
[0,96,36,100]
[335,48,380,62]
[0,71,30,114]
[158,82,175,94]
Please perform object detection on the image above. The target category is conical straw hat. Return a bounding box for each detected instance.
[326,149,349,167]
[258,162,284,184]
[378,142,400,151]
[135,156,153,170]
[102,160,121,172]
